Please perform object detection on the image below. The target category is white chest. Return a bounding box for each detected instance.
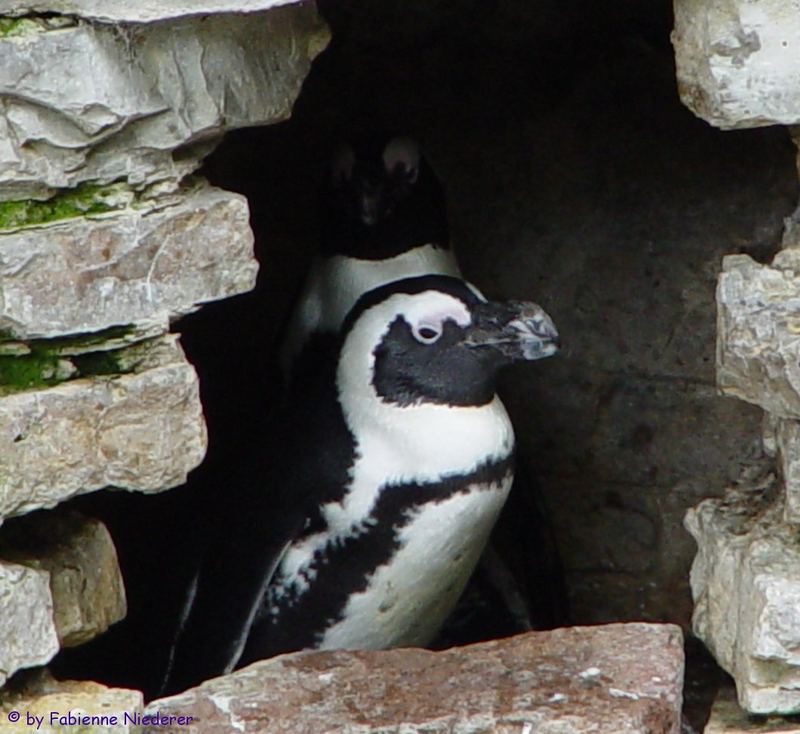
[271,397,515,649]
[318,473,513,650]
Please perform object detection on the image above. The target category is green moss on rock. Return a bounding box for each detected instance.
[0,18,39,37]
[0,327,152,395]
[0,15,76,38]
[0,354,72,392]
[0,183,136,232]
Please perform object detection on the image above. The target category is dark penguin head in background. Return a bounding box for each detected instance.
[319,133,450,260]
[333,136,419,227]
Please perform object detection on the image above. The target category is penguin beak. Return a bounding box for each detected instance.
[360,202,379,226]
[358,186,382,226]
[464,300,560,363]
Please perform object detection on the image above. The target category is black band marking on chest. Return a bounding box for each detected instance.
[240,454,514,663]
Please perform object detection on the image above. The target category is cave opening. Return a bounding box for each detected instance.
[46,0,797,726]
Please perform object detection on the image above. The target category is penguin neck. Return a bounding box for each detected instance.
[320,191,450,261]
[321,229,451,260]
[348,394,514,475]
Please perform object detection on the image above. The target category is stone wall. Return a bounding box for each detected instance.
[0,0,326,695]
[674,0,800,716]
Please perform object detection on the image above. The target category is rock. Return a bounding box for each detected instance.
[0,2,329,199]
[0,511,126,647]
[0,669,143,734]
[777,419,800,524]
[0,333,206,519]
[0,0,302,23]
[703,685,800,733]
[685,475,800,714]
[145,623,684,734]
[763,411,780,458]
[0,562,59,686]
[0,184,257,340]
[716,251,800,419]
[672,0,800,129]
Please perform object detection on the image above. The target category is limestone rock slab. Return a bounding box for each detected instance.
[716,251,800,419]
[0,184,257,339]
[0,0,298,23]
[777,418,800,524]
[0,334,206,519]
[0,2,328,198]
[0,561,58,686]
[686,476,800,714]
[673,0,800,129]
[0,670,143,734]
[146,623,684,734]
[763,411,780,458]
[0,511,126,647]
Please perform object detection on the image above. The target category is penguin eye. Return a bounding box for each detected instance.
[383,137,420,184]
[412,323,443,344]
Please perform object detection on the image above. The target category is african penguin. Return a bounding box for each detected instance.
[281,134,461,378]
[162,275,558,693]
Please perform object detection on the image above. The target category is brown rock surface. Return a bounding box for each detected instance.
[0,511,126,647]
[145,623,684,734]
[704,686,800,733]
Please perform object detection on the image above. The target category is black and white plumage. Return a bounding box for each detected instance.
[281,134,461,377]
[163,275,558,693]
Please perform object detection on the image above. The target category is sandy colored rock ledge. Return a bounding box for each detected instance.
[686,474,800,714]
[0,184,257,340]
[0,2,328,199]
[673,0,800,129]
[704,685,800,733]
[0,333,206,520]
[0,562,58,687]
[0,669,143,734]
[146,623,684,734]
[0,511,126,648]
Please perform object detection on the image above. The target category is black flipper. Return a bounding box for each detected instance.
[161,333,354,694]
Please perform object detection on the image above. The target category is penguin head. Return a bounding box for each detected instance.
[339,276,559,408]
[320,135,449,259]
[330,136,420,227]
